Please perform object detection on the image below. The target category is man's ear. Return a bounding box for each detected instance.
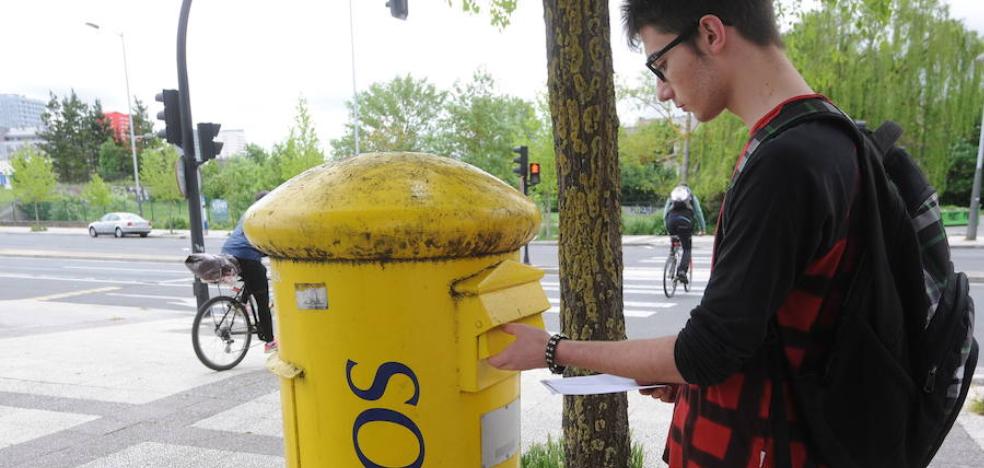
[697,14,728,55]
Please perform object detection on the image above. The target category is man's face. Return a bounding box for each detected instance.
[638,24,727,122]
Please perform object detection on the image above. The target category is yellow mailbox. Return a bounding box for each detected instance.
[243,152,548,468]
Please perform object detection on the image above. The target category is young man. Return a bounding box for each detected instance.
[489,1,860,466]
[222,191,277,354]
[663,183,706,282]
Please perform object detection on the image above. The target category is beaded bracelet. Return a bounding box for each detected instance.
[545,333,569,374]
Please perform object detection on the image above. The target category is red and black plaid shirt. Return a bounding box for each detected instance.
[666,96,861,468]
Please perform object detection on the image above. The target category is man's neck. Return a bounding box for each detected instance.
[727,47,814,130]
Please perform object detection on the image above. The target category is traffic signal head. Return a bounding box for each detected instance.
[155,89,182,147]
[197,122,223,163]
[512,146,528,179]
[386,0,408,19]
[528,162,541,186]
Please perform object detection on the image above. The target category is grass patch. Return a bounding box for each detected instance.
[969,398,984,416]
[521,435,647,467]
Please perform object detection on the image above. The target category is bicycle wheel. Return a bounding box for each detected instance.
[663,253,678,298]
[192,296,252,371]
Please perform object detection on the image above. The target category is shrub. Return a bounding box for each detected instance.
[165,217,189,230]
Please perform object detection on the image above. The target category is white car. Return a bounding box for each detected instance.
[88,212,152,238]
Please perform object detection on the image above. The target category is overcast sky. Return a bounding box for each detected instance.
[1,0,981,150]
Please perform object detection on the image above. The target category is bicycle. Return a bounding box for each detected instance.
[663,235,693,298]
[191,278,261,371]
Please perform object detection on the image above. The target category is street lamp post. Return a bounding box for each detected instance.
[348,0,360,155]
[85,22,143,217]
[966,53,984,240]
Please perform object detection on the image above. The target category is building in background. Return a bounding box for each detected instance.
[0,94,45,129]
[216,129,247,159]
[0,127,43,162]
[103,111,130,143]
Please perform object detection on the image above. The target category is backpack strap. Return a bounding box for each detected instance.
[731,98,855,190]
[873,121,903,155]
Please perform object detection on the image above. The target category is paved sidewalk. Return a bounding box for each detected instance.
[0,298,982,467]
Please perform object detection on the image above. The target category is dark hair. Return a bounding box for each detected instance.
[254,190,270,202]
[621,0,782,50]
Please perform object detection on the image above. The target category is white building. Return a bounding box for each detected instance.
[0,127,43,162]
[216,129,248,159]
[0,94,45,129]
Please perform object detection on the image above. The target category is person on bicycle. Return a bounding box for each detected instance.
[222,191,276,353]
[663,184,705,284]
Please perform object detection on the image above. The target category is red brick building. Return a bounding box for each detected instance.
[103,112,130,142]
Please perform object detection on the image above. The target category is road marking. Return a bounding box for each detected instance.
[542,285,705,295]
[106,293,198,309]
[544,306,660,318]
[63,266,186,274]
[547,297,675,309]
[0,272,189,288]
[28,286,121,302]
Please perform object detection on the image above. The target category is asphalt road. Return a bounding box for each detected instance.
[1,230,982,355]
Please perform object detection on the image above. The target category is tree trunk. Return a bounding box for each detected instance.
[33,202,40,228]
[542,1,630,466]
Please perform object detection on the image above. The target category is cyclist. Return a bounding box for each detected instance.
[221,191,276,353]
[662,184,705,284]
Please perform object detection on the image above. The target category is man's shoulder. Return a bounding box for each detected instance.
[751,119,857,177]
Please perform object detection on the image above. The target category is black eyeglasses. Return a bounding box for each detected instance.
[645,22,700,82]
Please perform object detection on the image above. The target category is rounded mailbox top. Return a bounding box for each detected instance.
[242,152,541,261]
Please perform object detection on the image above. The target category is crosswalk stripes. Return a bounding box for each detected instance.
[539,257,711,318]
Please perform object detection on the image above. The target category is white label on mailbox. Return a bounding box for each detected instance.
[294,283,328,310]
[481,398,520,467]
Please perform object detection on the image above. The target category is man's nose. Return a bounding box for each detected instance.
[657,79,673,102]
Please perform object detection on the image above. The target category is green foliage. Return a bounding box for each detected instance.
[0,188,14,204]
[140,144,183,203]
[97,137,131,181]
[622,214,666,235]
[783,0,984,192]
[38,91,114,183]
[10,146,58,225]
[271,97,325,183]
[441,70,539,182]
[620,120,680,205]
[520,435,646,468]
[129,98,160,152]
[941,128,979,206]
[202,158,269,221]
[448,0,518,29]
[970,397,984,416]
[164,217,189,230]
[81,174,113,211]
[330,75,448,158]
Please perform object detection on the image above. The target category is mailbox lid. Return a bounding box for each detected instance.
[242,152,540,262]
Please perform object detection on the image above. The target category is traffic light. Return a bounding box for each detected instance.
[155,89,182,147]
[387,0,408,20]
[512,145,528,179]
[197,122,223,163]
[528,162,541,187]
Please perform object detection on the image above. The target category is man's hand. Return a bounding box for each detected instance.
[639,383,679,403]
[487,323,551,371]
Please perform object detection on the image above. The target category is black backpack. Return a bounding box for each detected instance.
[737,98,978,468]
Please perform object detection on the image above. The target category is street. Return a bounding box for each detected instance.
[0,230,983,467]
